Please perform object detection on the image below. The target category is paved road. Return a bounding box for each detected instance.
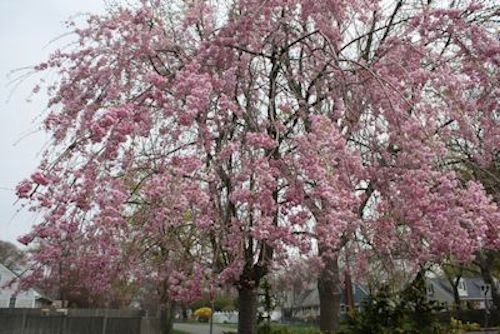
[174,323,234,334]
[173,323,500,334]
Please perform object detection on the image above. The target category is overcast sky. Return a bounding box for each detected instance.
[0,0,106,245]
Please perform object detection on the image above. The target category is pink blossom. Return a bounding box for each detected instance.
[16,180,33,198]
[245,132,277,150]
[14,0,500,327]
[31,172,49,186]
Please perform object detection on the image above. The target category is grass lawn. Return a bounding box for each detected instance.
[266,323,321,334]
[173,330,190,334]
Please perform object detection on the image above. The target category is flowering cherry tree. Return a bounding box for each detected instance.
[17,1,498,333]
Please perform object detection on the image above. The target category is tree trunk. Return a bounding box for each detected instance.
[344,270,354,314]
[159,299,175,334]
[318,254,341,334]
[451,277,462,314]
[238,284,259,334]
[478,251,500,313]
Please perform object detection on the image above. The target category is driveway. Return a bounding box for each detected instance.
[174,322,234,334]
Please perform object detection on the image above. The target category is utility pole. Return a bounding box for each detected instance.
[209,290,215,334]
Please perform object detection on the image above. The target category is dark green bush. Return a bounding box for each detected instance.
[257,324,321,334]
[340,272,446,334]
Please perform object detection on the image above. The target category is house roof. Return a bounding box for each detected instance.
[286,283,369,308]
[462,277,492,300]
[0,262,18,284]
[0,262,51,301]
[427,277,493,301]
[285,276,496,310]
[427,278,455,304]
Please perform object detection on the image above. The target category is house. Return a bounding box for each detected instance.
[212,311,239,324]
[0,263,51,308]
[426,277,495,310]
[281,282,369,322]
[281,276,495,322]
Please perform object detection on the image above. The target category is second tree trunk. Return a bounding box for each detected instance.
[238,284,259,334]
[318,254,341,334]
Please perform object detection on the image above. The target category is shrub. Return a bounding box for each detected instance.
[447,317,481,334]
[190,295,236,312]
[194,307,213,322]
[340,273,446,334]
[257,324,321,334]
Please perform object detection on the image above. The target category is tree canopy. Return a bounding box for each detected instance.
[15,1,499,333]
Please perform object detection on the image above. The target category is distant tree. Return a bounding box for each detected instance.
[0,240,25,271]
[455,158,500,311]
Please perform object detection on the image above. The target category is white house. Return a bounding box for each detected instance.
[212,311,239,324]
[0,263,51,308]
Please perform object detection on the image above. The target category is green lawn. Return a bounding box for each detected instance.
[215,323,322,334]
[173,330,190,334]
[264,323,321,334]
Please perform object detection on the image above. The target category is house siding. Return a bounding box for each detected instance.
[282,282,368,321]
[0,263,49,308]
[15,298,35,308]
[0,298,9,308]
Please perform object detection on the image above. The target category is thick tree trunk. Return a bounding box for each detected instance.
[159,299,175,334]
[318,254,341,334]
[238,284,259,334]
[344,271,354,314]
[478,251,500,313]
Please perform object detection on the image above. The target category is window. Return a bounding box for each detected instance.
[481,285,490,294]
[9,295,16,308]
[427,284,434,296]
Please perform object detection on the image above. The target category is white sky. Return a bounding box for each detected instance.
[0,0,106,245]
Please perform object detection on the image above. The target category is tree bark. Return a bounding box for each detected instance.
[478,251,500,313]
[344,270,354,314]
[448,276,462,315]
[159,299,175,334]
[238,284,259,334]
[318,254,341,334]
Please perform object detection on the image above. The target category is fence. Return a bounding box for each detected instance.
[0,308,160,334]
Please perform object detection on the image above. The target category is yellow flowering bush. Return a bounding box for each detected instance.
[194,307,212,322]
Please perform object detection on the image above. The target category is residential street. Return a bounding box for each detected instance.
[174,323,234,334]
[174,323,500,334]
